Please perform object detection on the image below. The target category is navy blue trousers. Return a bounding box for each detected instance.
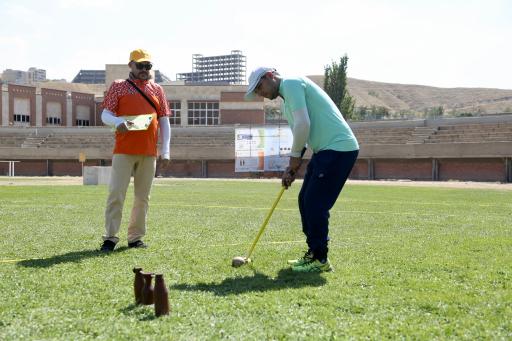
[298,149,359,261]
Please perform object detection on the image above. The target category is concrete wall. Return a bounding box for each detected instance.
[161,85,264,126]
[1,155,510,182]
[105,64,130,88]
[83,166,111,185]
[158,160,202,177]
[1,116,512,182]
[374,159,433,181]
[0,85,4,125]
[349,160,370,180]
[0,159,105,176]
[438,158,506,182]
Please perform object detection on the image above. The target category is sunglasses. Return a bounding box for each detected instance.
[135,62,153,70]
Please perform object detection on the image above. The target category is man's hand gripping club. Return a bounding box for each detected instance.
[282,147,307,189]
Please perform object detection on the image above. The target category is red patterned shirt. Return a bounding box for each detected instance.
[103,78,170,156]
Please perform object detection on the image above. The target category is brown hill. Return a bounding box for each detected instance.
[306,76,512,115]
[37,78,512,116]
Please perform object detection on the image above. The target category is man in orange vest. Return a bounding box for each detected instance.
[99,49,171,252]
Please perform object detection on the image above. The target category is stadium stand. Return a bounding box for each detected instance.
[0,131,32,148]
[40,133,114,149]
[1,115,511,182]
[423,123,512,143]
[352,127,414,145]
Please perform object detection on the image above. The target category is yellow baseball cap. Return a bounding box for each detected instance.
[129,49,152,62]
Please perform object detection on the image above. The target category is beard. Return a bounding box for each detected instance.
[130,71,152,80]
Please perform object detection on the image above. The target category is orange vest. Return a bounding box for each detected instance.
[103,79,169,156]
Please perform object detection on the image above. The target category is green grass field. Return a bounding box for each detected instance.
[0,178,511,340]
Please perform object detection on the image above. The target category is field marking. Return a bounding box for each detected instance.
[2,200,509,212]
[3,176,512,191]
[0,258,31,264]
[3,199,509,211]
[151,203,458,217]
[208,240,305,248]
[344,199,512,208]
[152,198,512,209]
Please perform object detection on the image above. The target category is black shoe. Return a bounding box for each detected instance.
[100,240,116,252]
[128,240,147,249]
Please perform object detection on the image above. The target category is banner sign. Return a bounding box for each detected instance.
[235,126,293,172]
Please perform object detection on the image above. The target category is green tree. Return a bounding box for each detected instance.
[372,105,390,119]
[355,106,368,120]
[423,106,444,118]
[324,55,355,119]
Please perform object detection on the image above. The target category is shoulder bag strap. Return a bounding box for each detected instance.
[125,79,158,112]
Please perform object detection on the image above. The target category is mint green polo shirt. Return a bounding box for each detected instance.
[279,76,359,154]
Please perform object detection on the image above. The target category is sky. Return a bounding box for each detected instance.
[0,0,511,89]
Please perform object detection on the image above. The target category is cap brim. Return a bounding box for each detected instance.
[132,58,151,63]
[244,80,259,101]
[244,90,257,101]
[245,67,274,100]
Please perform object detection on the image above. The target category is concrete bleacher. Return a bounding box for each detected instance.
[33,127,234,148]
[41,133,114,149]
[172,129,234,146]
[1,116,512,157]
[424,122,512,143]
[1,116,512,181]
[1,122,512,151]
[352,127,415,145]
[0,131,33,148]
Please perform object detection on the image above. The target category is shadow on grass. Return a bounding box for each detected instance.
[171,268,327,296]
[16,247,129,268]
[120,303,158,321]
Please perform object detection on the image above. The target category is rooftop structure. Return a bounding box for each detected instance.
[177,50,246,85]
[72,70,105,84]
[73,69,171,84]
[28,67,47,82]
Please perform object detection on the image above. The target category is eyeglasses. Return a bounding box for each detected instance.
[135,62,153,70]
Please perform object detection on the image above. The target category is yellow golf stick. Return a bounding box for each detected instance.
[232,186,286,267]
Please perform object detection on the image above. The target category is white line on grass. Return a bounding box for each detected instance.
[151,203,458,217]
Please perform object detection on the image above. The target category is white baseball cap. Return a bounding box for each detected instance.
[245,67,275,100]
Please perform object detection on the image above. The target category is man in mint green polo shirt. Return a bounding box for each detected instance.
[246,67,359,272]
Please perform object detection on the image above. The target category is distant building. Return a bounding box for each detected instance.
[1,69,27,84]
[73,69,171,84]
[154,70,172,84]
[0,81,264,128]
[177,50,246,85]
[1,67,46,84]
[28,67,47,82]
[72,70,105,84]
